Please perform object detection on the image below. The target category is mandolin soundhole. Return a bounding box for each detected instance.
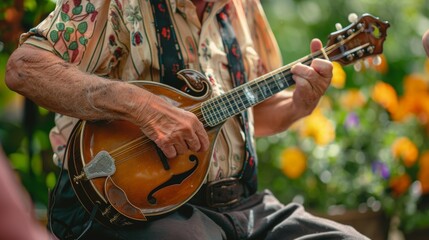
[147,155,199,205]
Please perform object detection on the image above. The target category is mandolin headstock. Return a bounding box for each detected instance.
[325,13,390,66]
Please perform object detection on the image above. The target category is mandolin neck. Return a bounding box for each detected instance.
[200,51,321,127]
[199,14,389,127]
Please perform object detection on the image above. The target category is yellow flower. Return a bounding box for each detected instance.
[331,61,346,89]
[371,81,398,113]
[389,174,411,197]
[280,147,307,179]
[299,109,335,145]
[418,151,429,194]
[340,89,367,110]
[391,137,418,167]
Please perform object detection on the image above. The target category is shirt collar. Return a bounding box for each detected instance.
[171,0,229,14]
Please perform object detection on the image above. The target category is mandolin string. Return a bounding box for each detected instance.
[191,25,365,125]
[199,48,331,124]
[199,42,341,122]
[111,46,339,165]
[109,39,357,166]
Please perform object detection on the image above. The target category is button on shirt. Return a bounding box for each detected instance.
[20,0,282,182]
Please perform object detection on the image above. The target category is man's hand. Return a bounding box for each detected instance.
[290,39,333,116]
[135,95,210,159]
[423,29,429,57]
[253,38,333,137]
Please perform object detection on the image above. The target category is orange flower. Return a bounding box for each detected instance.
[300,109,335,145]
[340,89,367,110]
[391,137,418,167]
[331,61,346,89]
[392,92,429,124]
[403,74,428,95]
[371,81,398,113]
[389,174,411,197]
[392,95,415,122]
[280,147,307,179]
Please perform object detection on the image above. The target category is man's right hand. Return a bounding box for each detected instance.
[134,94,210,159]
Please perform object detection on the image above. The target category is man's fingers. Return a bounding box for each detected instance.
[311,59,333,79]
[185,134,201,152]
[162,145,177,159]
[195,128,209,152]
[174,142,188,156]
[310,38,324,53]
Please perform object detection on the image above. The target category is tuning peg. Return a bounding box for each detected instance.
[372,55,382,66]
[335,23,343,31]
[348,13,358,23]
[354,61,362,72]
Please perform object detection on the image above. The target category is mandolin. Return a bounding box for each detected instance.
[66,14,390,227]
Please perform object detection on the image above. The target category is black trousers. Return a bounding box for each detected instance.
[49,172,368,240]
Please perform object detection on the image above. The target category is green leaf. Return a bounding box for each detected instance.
[86,3,95,13]
[77,22,87,34]
[45,172,57,189]
[79,36,87,45]
[60,12,70,22]
[49,30,59,43]
[65,27,74,34]
[69,41,78,50]
[72,5,83,15]
[56,22,65,31]
[62,52,70,61]
[64,32,70,41]
[9,153,29,173]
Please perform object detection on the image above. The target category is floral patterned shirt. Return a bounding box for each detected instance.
[20,0,282,182]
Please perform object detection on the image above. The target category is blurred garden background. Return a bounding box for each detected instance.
[1,0,429,239]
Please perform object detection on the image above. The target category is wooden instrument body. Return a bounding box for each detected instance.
[67,72,220,227]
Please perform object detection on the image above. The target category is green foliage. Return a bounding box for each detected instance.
[259,0,429,232]
[0,0,57,208]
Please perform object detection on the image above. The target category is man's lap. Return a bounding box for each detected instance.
[49,171,367,240]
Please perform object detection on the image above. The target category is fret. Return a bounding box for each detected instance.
[262,77,274,96]
[234,88,246,111]
[218,94,230,119]
[211,98,222,125]
[275,72,286,89]
[254,81,267,99]
[272,72,283,89]
[229,90,242,114]
[201,102,216,127]
[242,85,259,106]
[264,75,278,93]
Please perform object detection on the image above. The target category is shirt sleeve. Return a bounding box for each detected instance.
[20,0,111,66]
[246,0,283,74]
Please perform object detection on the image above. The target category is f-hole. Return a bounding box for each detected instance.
[147,155,199,205]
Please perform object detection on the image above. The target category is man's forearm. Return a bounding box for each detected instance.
[5,44,150,124]
[253,91,307,137]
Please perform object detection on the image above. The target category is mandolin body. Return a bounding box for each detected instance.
[67,70,221,227]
